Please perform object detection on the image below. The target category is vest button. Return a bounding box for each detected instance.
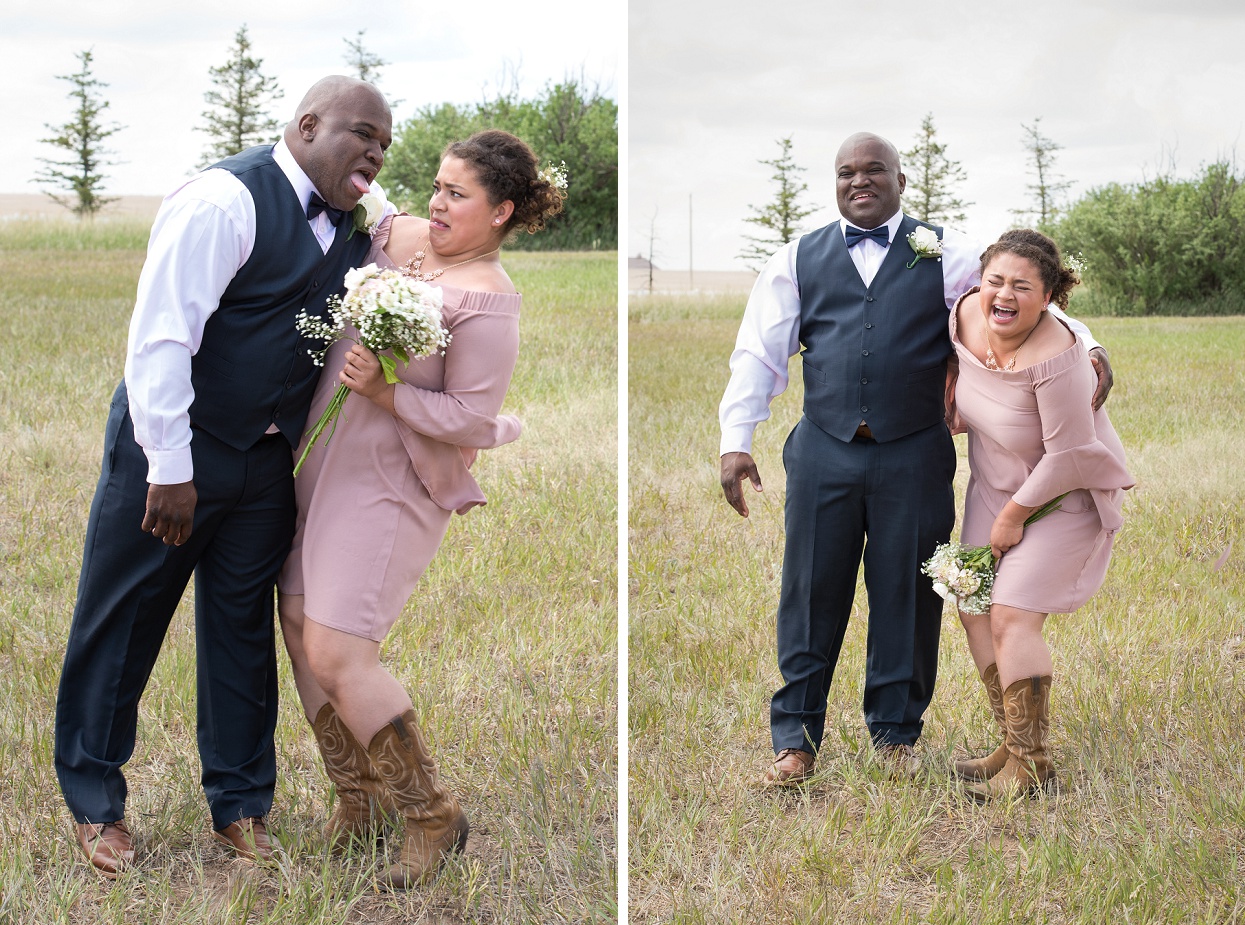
[285,381,293,389]
[861,406,869,413]
[862,350,869,356]
[865,323,873,329]
[866,296,874,302]
[861,378,868,384]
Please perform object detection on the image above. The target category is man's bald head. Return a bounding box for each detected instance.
[835,132,906,230]
[835,132,902,171]
[287,76,390,135]
[285,76,393,211]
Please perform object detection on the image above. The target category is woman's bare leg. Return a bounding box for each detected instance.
[302,618,413,746]
[990,603,1052,689]
[958,607,997,676]
[277,592,331,723]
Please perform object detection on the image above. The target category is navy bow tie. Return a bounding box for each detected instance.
[307,193,347,226]
[845,225,889,248]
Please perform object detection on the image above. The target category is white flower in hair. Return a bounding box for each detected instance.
[539,161,569,191]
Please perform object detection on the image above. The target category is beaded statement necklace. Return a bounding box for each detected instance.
[983,311,1044,371]
[402,237,499,282]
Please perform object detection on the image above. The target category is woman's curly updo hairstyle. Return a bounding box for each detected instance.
[980,228,1081,310]
[442,130,566,237]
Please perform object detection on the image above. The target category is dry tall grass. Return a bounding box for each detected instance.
[628,293,1245,924]
[0,221,617,924]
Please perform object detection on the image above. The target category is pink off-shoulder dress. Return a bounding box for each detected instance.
[950,291,1134,614]
[279,216,522,641]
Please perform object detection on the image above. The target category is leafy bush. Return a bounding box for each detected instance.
[380,79,617,252]
[1055,161,1245,315]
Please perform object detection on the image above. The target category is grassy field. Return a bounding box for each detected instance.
[0,220,618,924]
[628,293,1245,923]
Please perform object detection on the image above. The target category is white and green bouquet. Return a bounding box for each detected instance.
[293,263,451,476]
[921,493,1069,614]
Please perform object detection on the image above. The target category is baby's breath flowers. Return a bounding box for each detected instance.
[921,493,1069,614]
[538,161,569,190]
[293,263,450,476]
[922,542,996,614]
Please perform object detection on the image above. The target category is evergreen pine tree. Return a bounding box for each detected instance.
[199,25,284,167]
[738,137,819,271]
[901,113,971,226]
[343,29,385,82]
[1014,117,1072,230]
[36,49,124,220]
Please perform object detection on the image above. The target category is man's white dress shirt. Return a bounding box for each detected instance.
[718,212,1099,456]
[124,140,392,484]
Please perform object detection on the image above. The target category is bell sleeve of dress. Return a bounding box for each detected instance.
[1011,342,1134,531]
[390,291,522,449]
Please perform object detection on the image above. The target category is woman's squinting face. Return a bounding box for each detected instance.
[979,252,1050,340]
[427,156,505,252]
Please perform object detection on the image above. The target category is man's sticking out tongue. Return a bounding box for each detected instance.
[351,171,370,196]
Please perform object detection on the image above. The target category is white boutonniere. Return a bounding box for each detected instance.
[906,226,943,268]
[349,192,383,240]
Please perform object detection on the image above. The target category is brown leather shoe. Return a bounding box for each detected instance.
[75,820,134,878]
[762,748,815,786]
[876,743,922,780]
[213,816,275,862]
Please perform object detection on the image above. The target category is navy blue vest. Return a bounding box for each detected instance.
[188,145,373,450]
[795,216,949,443]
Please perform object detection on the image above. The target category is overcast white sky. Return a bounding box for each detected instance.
[629,0,1245,271]
[2,0,621,198]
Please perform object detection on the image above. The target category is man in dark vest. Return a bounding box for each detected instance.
[719,132,1112,786]
[54,76,393,876]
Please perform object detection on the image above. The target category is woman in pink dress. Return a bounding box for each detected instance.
[277,130,565,886]
[947,229,1133,800]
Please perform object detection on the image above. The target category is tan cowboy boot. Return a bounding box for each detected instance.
[953,664,1009,781]
[966,675,1054,801]
[366,709,469,889]
[312,703,398,851]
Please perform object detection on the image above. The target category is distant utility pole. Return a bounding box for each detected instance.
[688,193,694,289]
[646,207,658,293]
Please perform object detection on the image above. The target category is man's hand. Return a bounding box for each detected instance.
[720,451,763,518]
[142,481,197,546]
[1089,347,1113,411]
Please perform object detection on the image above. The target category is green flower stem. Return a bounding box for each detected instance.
[292,383,350,477]
[1023,491,1070,526]
[974,490,1071,570]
